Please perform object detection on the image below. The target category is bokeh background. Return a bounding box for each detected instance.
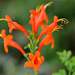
[0,0,75,75]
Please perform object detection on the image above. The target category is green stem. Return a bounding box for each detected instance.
[68,70,71,75]
[68,66,72,75]
[33,40,36,54]
[28,43,33,53]
[24,54,30,61]
[34,69,38,75]
[30,39,34,53]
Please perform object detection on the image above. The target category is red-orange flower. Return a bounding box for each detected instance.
[0,29,26,55]
[38,33,54,52]
[38,15,59,40]
[1,15,29,37]
[38,16,62,52]
[29,5,48,34]
[25,51,44,72]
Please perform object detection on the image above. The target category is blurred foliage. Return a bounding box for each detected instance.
[52,69,66,75]
[0,0,75,75]
[56,50,75,75]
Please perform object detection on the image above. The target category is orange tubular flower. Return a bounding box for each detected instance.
[38,16,63,52]
[25,51,44,72]
[1,15,29,37]
[38,15,59,40]
[29,5,48,34]
[29,10,37,33]
[38,33,54,52]
[0,29,26,55]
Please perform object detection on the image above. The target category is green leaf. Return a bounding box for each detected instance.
[57,52,62,56]
[59,57,67,63]
[57,50,67,63]
[25,53,29,56]
[24,45,29,49]
[52,73,61,75]
[72,72,75,75]
[28,30,33,33]
[72,67,75,72]
[52,69,66,75]
[66,50,72,59]
[65,60,70,66]
[59,69,66,75]
[70,56,75,66]
[57,50,72,63]
[57,50,66,57]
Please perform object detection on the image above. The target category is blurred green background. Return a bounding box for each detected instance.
[0,0,75,75]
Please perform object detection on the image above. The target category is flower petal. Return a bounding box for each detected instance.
[51,37,54,49]
[4,46,8,53]
[1,29,6,37]
[42,34,51,45]
[35,51,40,57]
[38,25,50,40]
[38,33,54,51]
[7,35,13,40]
[42,33,54,46]
[9,22,29,36]
[1,29,26,55]
[34,64,40,72]
[29,53,35,60]
[53,15,58,23]
[29,14,35,33]
[5,15,12,21]
[40,56,44,63]
[25,61,34,67]
[35,5,48,34]
[5,15,29,37]
[9,27,13,33]
[29,10,36,15]
[40,22,45,29]
[6,38,26,55]
[4,43,8,53]
[40,5,48,23]
[38,42,44,52]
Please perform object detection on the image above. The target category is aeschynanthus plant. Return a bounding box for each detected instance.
[0,2,69,75]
